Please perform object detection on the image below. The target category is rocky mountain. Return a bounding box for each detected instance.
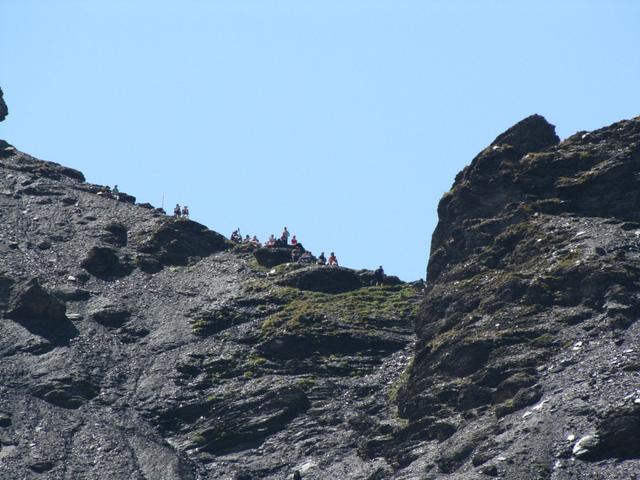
[0,89,639,479]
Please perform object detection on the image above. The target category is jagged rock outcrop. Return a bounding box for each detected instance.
[390,114,640,479]
[138,218,229,267]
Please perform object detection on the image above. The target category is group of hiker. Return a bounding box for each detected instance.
[100,190,385,283]
[230,228,262,246]
[231,227,341,267]
[173,204,190,218]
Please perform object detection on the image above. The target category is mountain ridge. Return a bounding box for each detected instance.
[1,90,639,479]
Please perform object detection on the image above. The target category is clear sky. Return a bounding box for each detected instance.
[1,1,639,280]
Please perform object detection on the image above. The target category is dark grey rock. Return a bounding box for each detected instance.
[103,221,128,246]
[7,278,66,323]
[81,246,132,278]
[90,305,131,328]
[277,266,363,294]
[138,218,229,266]
[254,247,293,268]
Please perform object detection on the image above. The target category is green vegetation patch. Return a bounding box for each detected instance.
[261,284,421,334]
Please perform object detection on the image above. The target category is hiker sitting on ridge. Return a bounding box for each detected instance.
[174,204,182,217]
[374,265,384,285]
[290,235,298,245]
[328,252,338,266]
[298,251,314,264]
[230,229,242,243]
[251,235,261,247]
[266,234,277,247]
[317,252,326,265]
[291,244,303,262]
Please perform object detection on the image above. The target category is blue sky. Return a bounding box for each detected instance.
[1,1,639,280]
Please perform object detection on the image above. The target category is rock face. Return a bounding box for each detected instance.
[392,114,640,479]
[277,265,363,293]
[2,102,640,479]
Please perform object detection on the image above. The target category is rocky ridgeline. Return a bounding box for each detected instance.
[0,94,421,478]
[1,86,639,479]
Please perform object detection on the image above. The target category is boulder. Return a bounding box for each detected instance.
[90,305,132,328]
[81,246,132,278]
[277,266,363,294]
[117,192,136,204]
[139,219,229,266]
[254,247,294,268]
[102,221,128,246]
[7,278,67,323]
[5,278,77,343]
[136,254,163,274]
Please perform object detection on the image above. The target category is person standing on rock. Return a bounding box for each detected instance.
[174,204,182,217]
[328,252,338,266]
[112,185,119,200]
[317,252,326,265]
[281,227,290,244]
[182,205,189,218]
[374,265,385,285]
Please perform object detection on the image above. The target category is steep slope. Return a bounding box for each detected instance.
[390,115,640,479]
[0,111,421,478]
